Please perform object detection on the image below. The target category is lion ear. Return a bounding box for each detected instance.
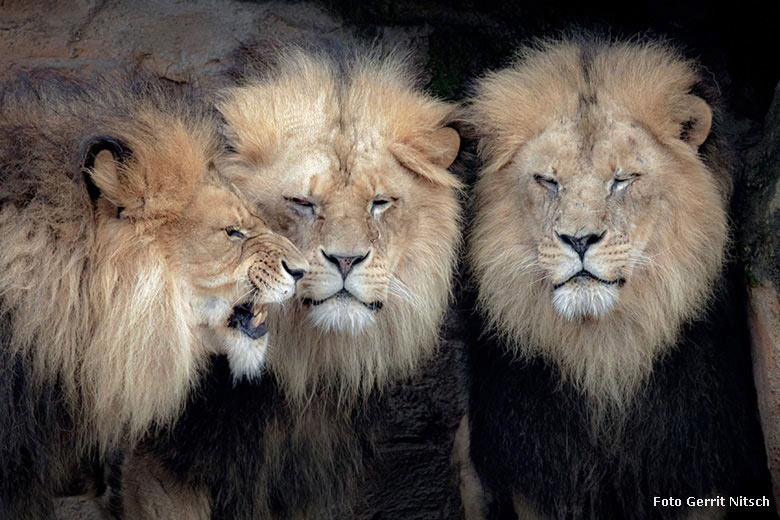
[428,127,460,169]
[80,136,132,210]
[390,126,461,188]
[676,95,712,149]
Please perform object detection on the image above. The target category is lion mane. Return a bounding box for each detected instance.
[133,43,463,519]
[219,45,462,404]
[468,37,730,410]
[462,36,772,520]
[0,76,306,518]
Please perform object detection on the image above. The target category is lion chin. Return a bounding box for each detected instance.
[306,295,378,334]
[552,279,619,321]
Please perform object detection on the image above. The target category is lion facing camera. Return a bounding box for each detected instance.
[460,37,774,519]
[0,77,307,518]
[129,44,462,519]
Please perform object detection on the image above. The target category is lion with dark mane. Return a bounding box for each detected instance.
[125,44,462,519]
[0,76,307,518]
[459,36,774,519]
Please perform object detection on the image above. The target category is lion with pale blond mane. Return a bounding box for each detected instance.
[131,44,462,519]
[0,77,306,519]
[460,36,773,519]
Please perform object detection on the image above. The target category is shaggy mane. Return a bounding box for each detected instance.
[0,78,220,451]
[218,45,462,405]
[468,37,730,414]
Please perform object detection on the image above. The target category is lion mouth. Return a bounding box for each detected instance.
[302,289,383,312]
[553,270,625,290]
[228,302,269,339]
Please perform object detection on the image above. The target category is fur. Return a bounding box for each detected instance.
[468,36,729,412]
[464,36,774,519]
[141,43,462,518]
[0,75,306,518]
[218,45,462,404]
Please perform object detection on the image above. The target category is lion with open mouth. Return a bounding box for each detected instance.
[122,44,462,519]
[0,76,307,519]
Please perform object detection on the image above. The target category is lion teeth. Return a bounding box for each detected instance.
[250,305,267,329]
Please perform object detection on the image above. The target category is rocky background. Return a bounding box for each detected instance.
[2,1,779,518]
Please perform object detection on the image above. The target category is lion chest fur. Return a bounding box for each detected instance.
[467,272,773,519]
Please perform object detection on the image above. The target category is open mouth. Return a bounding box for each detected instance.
[553,270,625,290]
[302,289,383,312]
[227,301,269,339]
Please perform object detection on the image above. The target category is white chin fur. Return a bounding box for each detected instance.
[552,282,619,321]
[307,297,375,334]
[225,333,268,383]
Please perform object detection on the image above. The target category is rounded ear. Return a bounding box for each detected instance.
[429,127,460,169]
[390,126,462,188]
[79,136,131,205]
[679,95,712,149]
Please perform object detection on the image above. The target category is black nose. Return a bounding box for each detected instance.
[557,232,605,260]
[322,251,368,280]
[282,261,305,282]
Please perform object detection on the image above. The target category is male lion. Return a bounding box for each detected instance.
[0,77,307,519]
[130,45,462,518]
[460,37,775,519]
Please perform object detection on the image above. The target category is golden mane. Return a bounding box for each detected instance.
[468,37,729,413]
[218,46,462,404]
[0,79,218,450]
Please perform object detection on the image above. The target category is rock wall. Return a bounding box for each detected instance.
[740,83,780,506]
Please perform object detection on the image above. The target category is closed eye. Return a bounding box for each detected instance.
[285,196,316,217]
[533,174,559,196]
[225,227,246,239]
[371,197,393,216]
[287,197,313,207]
[610,172,641,195]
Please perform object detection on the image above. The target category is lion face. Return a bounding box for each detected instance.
[88,144,308,381]
[167,182,308,379]
[216,49,461,399]
[520,115,711,321]
[0,84,309,450]
[256,145,438,335]
[469,39,729,407]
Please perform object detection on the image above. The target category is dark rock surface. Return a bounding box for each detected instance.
[740,82,780,507]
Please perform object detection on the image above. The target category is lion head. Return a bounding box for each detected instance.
[468,38,729,409]
[217,47,462,401]
[0,79,308,449]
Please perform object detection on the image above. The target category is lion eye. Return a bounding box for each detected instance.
[225,227,246,239]
[610,173,640,195]
[285,196,316,217]
[371,198,391,216]
[534,174,559,196]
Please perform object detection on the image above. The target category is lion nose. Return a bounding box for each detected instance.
[282,261,306,282]
[556,231,605,260]
[322,251,369,280]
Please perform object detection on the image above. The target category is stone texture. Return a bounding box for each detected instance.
[749,283,780,505]
[0,0,346,85]
[741,82,780,508]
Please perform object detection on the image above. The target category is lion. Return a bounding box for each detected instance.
[0,76,307,519]
[126,44,463,519]
[459,36,775,519]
